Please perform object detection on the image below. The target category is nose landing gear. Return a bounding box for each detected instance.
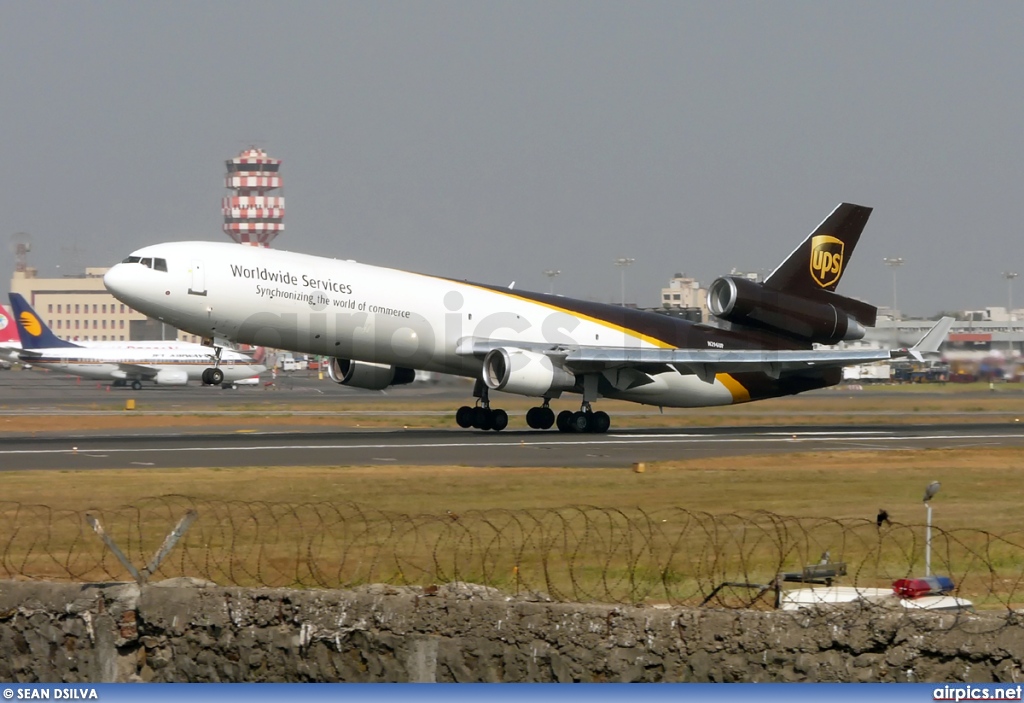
[201,367,224,386]
[201,345,225,386]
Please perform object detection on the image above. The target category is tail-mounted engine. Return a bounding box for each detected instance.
[327,358,415,390]
[483,348,576,397]
[708,276,873,345]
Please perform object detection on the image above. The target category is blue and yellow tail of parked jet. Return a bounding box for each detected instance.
[8,293,81,350]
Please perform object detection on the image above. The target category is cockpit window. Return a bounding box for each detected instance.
[121,255,167,271]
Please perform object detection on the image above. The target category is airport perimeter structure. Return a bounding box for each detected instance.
[3,497,1024,682]
[3,577,1024,682]
[3,497,1024,608]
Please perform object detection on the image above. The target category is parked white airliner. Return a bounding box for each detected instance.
[103,203,951,430]
[7,293,266,389]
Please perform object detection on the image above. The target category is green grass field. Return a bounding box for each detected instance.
[2,445,1023,608]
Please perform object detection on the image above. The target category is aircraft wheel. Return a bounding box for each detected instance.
[131,380,142,391]
[539,407,555,430]
[591,411,611,434]
[209,368,224,385]
[471,406,491,430]
[570,411,591,433]
[525,407,541,429]
[478,409,494,431]
[201,369,212,385]
[456,405,474,428]
[490,409,509,432]
[556,410,574,433]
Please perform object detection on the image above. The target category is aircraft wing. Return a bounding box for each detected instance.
[116,363,162,379]
[8,347,41,360]
[563,347,893,380]
[457,317,952,383]
[0,346,25,363]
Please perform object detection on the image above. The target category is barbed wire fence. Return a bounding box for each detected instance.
[2,495,1024,611]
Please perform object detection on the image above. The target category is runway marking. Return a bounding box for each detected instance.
[1,433,1023,456]
[759,430,893,436]
[614,431,895,439]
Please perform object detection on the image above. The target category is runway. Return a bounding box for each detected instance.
[1,423,1022,471]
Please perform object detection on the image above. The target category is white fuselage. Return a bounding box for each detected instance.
[24,341,264,385]
[104,241,741,407]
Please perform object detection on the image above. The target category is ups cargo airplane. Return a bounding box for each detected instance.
[5,293,266,389]
[103,203,951,432]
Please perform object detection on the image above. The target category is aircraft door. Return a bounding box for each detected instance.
[188,261,207,296]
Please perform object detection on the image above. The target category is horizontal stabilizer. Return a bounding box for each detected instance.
[907,317,954,361]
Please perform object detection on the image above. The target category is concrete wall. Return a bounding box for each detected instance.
[1,579,1022,683]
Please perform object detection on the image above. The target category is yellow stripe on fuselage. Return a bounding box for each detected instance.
[715,373,751,403]
[460,283,676,350]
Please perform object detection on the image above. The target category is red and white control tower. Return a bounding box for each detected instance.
[222,147,284,247]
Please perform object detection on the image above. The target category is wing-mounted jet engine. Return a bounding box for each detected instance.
[153,369,189,386]
[326,358,415,390]
[482,348,576,397]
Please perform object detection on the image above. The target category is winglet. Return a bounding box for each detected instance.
[906,317,954,361]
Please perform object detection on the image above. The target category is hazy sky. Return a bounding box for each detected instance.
[2,2,1023,315]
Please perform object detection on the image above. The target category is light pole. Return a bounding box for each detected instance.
[883,257,904,319]
[614,257,635,306]
[543,269,561,295]
[923,481,941,577]
[1002,271,1018,316]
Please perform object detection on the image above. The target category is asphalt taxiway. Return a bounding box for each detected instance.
[3,368,1023,471]
[1,423,1022,471]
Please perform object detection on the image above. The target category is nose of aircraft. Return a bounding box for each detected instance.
[103,264,129,299]
[103,263,145,306]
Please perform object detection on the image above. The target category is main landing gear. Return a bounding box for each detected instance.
[455,389,611,434]
[554,402,610,434]
[455,384,509,432]
[525,400,555,430]
[201,346,224,386]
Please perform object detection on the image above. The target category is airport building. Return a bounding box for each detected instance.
[660,274,708,320]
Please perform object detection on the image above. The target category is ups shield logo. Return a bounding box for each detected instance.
[19,311,42,337]
[810,235,844,288]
